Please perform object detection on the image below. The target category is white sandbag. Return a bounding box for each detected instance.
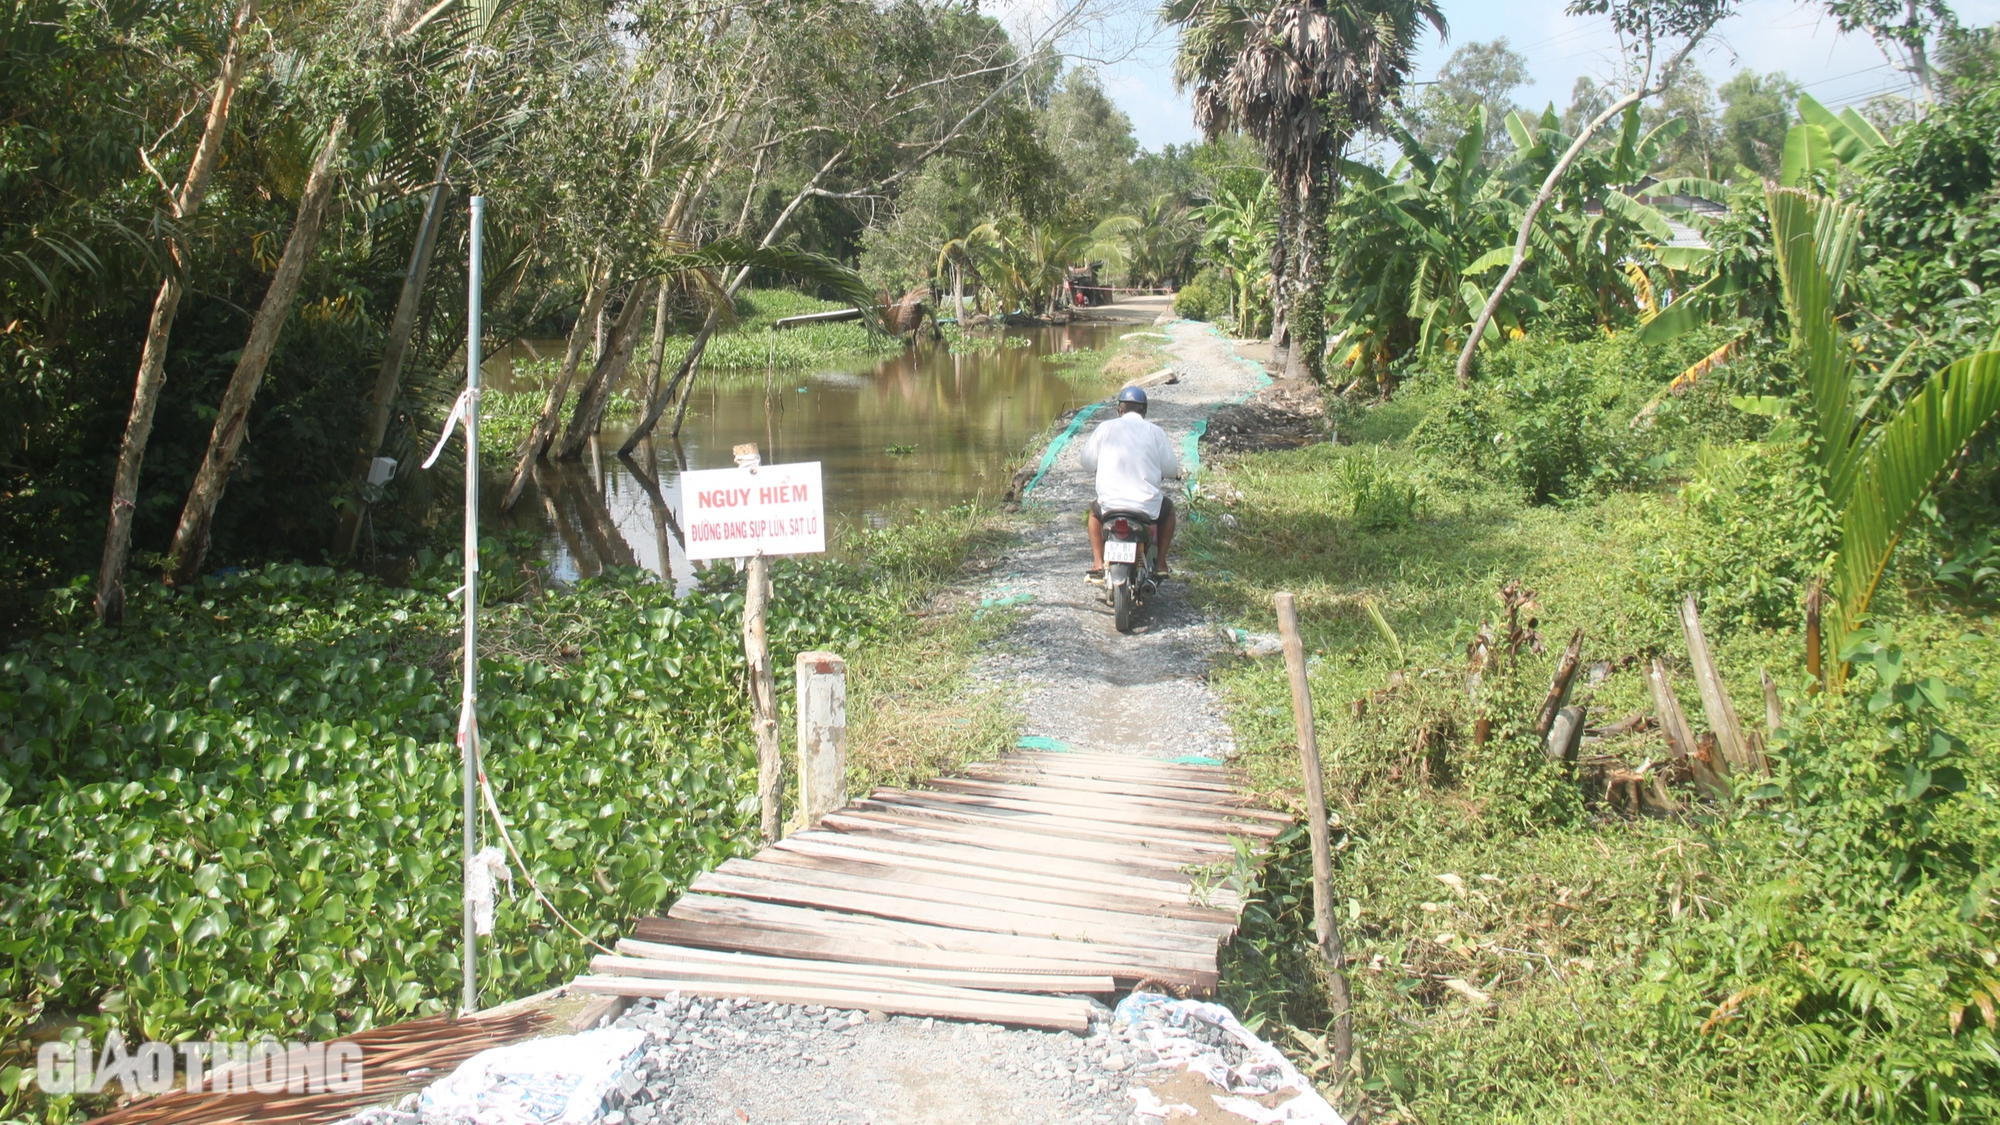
[418,1028,646,1125]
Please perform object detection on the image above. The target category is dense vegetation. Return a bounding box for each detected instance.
[1178,15,2000,1124]
[0,0,1221,634]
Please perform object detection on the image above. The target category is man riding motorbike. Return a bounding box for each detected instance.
[1080,385,1181,581]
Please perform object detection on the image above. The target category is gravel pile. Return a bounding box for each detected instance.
[593,994,1160,1125]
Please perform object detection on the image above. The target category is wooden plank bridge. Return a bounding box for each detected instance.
[571,749,1286,1031]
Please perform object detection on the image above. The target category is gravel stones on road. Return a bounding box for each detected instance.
[599,995,1148,1125]
[973,320,1268,761]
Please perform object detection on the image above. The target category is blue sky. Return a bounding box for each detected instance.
[1081,0,2000,152]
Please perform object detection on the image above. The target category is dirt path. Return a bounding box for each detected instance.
[975,313,1268,762]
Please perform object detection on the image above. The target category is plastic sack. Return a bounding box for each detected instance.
[418,1027,645,1125]
[1113,993,1344,1125]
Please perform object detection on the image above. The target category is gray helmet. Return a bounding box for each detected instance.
[1116,386,1148,408]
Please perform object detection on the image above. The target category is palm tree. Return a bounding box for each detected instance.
[1765,187,2000,687]
[955,216,1138,317]
[1164,0,1445,381]
[1125,193,1201,290]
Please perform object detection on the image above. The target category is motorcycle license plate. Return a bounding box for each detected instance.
[1105,540,1138,564]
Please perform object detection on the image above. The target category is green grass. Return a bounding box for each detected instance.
[1185,363,2000,1122]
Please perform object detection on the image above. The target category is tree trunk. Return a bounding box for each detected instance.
[620,147,848,452]
[558,277,657,458]
[1283,177,1330,382]
[640,281,672,417]
[500,264,610,510]
[95,0,260,623]
[1455,35,1708,386]
[334,146,453,554]
[164,115,348,586]
[1267,194,1294,368]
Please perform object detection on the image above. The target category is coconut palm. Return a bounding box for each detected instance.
[956,215,1138,316]
[1164,0,1445,380]
[1125,193,1202,290]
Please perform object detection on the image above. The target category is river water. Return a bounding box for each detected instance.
[490,324,1122,587]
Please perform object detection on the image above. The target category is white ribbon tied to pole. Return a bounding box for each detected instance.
[422,387,478,470]
[465,845,513,937]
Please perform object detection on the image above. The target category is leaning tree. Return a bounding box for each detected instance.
[1165,0,1445,381]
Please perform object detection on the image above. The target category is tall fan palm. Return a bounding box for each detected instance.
[1164,0,1445,380]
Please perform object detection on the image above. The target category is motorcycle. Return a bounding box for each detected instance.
[1100,509,1158,633]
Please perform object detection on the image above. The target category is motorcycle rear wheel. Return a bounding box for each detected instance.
[1112,576,1134,633]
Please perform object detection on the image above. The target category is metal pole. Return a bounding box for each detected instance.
[461,195,484,1015]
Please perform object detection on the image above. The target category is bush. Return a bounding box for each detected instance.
[1639,632,2000,1121]
[1173,267,1226,322]
[1406,329,1765,504]
[1636,437,1837,630]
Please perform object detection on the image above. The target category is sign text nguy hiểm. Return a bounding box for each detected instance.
[679,461,826,560]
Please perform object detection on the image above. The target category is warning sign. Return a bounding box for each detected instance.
[679,461,826,560]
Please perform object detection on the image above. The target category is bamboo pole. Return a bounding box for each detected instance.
[461,194,485,1014]
[1274,592,1351,1072]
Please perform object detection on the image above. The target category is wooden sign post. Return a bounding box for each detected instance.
[681,444,827,844]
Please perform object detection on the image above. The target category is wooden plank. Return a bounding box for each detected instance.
[819,812,1205,873]
[589,955,1105,1008]
[849,798,1244,858]
[610,940,1116,994]
[779,829,1220,898]
[592,948,1104,1000]
[756,842,1239,923]
[1004,751,1242,784]
[774,831,1244,914]
[687,870,1222,954]
[924,776,1292,823]
[867,788,1261,844]
[628,916,1195,986]
[1006,748,1240,775]
[885,786,1285,838]
[963,765,1270,806]
[710,857,1237,940]
[571,975,1091,1032]
[970,762,1246,797]
[665,894,1217,978]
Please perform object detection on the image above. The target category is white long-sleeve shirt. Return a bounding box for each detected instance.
[1079,409,1182,519]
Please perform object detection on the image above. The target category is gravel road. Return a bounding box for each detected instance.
[973,316,1267,761]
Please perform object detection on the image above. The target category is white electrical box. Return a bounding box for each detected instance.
[367,457,398,486]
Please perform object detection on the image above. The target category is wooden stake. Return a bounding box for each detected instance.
[796,651,847,828]
[737,443,783,843]
[1274,593,1351,1073]
[1648,658,1728,800]
[1804,578,1824,693]
[1678,596,1763,775]
[1534,627,1585,750]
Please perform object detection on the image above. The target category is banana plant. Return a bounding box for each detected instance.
[1327,107,1529,376]
[1768,187,2000,685]
[1191,177,1276,335]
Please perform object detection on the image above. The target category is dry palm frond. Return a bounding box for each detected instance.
[1668,334,1745,394]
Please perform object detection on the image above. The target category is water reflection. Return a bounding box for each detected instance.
[497,324,1116,586]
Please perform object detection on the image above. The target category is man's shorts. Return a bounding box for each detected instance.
[1090,497,1174,524]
